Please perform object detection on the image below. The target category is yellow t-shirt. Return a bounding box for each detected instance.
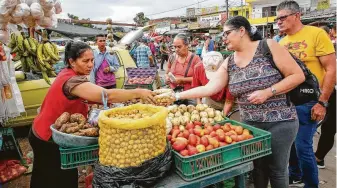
[279,26,335,86]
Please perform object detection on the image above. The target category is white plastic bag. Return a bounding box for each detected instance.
[9,16,23,24]
[23,15,36,28]
[22,0,38,6]
[11,3,30,18]
[54,0,61,14]
[0,29,9,44]
[0,0,17,15]
[0,14,11,23]
[39,0,54,12]
[30,2,44,19]
[50,12,57,27]
[43,7,54,17]
[36,16,52,28]
[0,23,8,30]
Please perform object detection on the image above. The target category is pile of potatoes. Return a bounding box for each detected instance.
[54,112,99,137]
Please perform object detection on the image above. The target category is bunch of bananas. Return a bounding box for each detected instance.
[8,32,60,85]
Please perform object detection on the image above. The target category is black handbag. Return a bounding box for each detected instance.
[261,39,321,106]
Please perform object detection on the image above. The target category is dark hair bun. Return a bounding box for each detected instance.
[64,41,91,68]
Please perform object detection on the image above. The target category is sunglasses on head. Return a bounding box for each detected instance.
[274,12,298,22]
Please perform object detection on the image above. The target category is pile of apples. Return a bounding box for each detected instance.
[168,121,254,157]
[127,76,153,84]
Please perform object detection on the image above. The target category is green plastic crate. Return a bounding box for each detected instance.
[59,144,99,169]
[173,119,272,181]
[0,128,24,162]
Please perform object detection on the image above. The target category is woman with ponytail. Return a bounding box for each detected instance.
[29,41,155,188]
[172,16,306,187]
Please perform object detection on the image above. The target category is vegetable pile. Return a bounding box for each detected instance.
[168,121,254,156]
[168,104,224,126]
[54,112,99,137]
[127,76,153,84]
[98,104,167,168]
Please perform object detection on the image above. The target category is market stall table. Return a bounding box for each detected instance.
[155,162,253,188]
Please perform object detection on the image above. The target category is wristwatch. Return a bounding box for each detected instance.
[175,93,180,101]
[318,101,329,108]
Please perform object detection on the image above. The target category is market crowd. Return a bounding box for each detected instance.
[27,0,335,188]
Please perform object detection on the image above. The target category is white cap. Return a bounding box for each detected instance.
[204,33,210,36]
[202,51,224,80]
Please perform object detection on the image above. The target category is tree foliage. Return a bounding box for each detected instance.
[67,13,94,28]
[133,12,150,26]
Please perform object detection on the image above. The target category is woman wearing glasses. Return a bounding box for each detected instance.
[173,16,305,188]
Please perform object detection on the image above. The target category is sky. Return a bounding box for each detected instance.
[57,0,244,24]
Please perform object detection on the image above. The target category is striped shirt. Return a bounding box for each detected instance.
[134,44,152,68]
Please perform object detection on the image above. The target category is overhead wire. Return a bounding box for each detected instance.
[145,0,213,16]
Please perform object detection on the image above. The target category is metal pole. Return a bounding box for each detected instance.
[226,0,229,19]
[241,0,243,16]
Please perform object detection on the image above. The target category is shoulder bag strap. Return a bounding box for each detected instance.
[184,54,195,77]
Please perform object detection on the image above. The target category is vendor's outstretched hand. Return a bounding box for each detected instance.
[136,89,156,104]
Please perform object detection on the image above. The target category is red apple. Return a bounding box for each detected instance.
[219,142,228,147]
[187,145,198,156]
[186,122,195,130]
[213,124,221,131]
[194,121,202,126]
[206,145,214,151]
[172,140,187,151]
[188,134,198,146]
[210,131,217,137]
[180,150,189,156]
[182,130,190,139]
[200,136,209,146]
[196,144,206,153]
[203,129,210,135]
[194,129,204,137]
[206,126,213,133]
[188,128,194,134]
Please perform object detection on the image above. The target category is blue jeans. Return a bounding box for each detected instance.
[289,101,319,188]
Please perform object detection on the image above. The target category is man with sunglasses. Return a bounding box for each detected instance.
[276,1,336,187]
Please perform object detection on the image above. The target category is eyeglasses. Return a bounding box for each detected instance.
[223,29,236,38]
[274,12,298,22]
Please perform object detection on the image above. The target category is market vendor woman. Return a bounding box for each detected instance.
[28,41,155,188]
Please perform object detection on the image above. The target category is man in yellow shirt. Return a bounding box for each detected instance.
[277,1,336,188]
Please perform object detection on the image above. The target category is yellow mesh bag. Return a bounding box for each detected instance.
[98,104,168,168]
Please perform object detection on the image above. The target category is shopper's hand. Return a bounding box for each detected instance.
[175,77,184,85]
[136,89,156,104]
[165,75,171,84]
[311,103,326,121]
[247,89,272,105]
[103,67,110,73]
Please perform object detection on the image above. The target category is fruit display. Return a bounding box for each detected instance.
[8,30,59,85]
[167,104,224,127]
[168,121,254,156]
[98,104,167,168]
[54,112,99,137]
[127,76,153,85]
